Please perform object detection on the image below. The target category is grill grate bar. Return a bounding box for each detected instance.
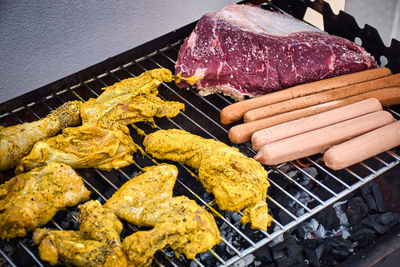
[289,161,338,197]
[268,178,312,212]
[307,157,352,189]
[360,162,377,174]
[267,195,298,221]
[0,247,17,267]
[18,241,44,267]
[374,155,390,166]
[274,167,324,204]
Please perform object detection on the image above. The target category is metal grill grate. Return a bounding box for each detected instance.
[1,6,400,267]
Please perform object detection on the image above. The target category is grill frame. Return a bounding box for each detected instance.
[1,1,400,266]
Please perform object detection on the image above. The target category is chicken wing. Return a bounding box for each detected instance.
[105,164,221,266]
[16,123,137,173]
[0,100,81,171]
[143,129,273,231]
[33,201,125,267]
[0,162,90,240]
[81,68,184,128]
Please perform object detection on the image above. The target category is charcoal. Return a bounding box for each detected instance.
[370,182,386,212]
[330,248,349,261]
[278,209,294,225]
[371,221,390,234]
[230,212,242,224]
[304,248,320,267]
[313,206,340,230]
[377,212,394,226]
[294,224,306,239]
[346,196,368,225]
[286,244,304,263]
[254,260,262,267]
[394,213,400,224]
[276,257,297,267]
[287,170,299,178]
[301,239,324,250]
[361,183,378,211]
[199,251,217,266]
[319,253,338,266]
[351,227,376,248]
[272,249,286,261]
[254,245,273,262]
[292,262,308,267]
[302,167,318,178]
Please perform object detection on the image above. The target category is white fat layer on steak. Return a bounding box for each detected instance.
[213,3,320,36]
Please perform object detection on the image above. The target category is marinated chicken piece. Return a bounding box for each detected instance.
[0,162,90,240]
[16,123,137,173]
[104,164,177,226]
[78,200,123,247]
[105,164,221,266]
[81,68,184,128]
[143,129,273,231]
[33,201,125,267]
[0,101,81,171]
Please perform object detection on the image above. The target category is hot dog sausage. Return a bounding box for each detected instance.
[323,121,400,170]
[220,67,392,124]
[244,74,400,122]
[253,111,394,165]
[251,98,382,151]
[228,87,400,144]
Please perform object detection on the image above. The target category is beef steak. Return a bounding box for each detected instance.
[175,4,376,101]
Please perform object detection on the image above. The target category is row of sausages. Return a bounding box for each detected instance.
[219,67,400,170]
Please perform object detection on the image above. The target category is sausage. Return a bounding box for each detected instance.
[253,111,394,165]
[244,73,400,122]
[220,67,392,124]
[323,121,400,170]
[251,98,382,151]
[228,87,400,144]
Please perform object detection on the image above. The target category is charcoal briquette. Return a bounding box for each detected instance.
[254,245,273,262]
[276,257,297,267]
[370,182,386,212]
[286,244,304,262]
[272,249,286,261]
[330,248,349,261]
[361,184,378,211]
[302,167,318,178]
[351,228,376,248]
[370,221,390,234]
[304,248,320,267]
[313,206,340,230]
[346,196,368,225]
[377,212,394,226]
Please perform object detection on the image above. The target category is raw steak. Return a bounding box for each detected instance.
[175,4,377,101]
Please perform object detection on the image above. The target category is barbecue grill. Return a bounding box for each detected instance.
[1,0,400,266]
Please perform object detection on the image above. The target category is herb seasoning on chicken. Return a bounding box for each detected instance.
[143,129,273,231]
[0,162,90,240]
[0,100,81,171]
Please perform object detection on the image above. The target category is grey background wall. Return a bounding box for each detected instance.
[0,0,399,103]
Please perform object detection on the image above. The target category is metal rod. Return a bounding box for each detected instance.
[0,247,17,267]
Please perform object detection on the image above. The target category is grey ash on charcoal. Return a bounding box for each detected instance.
[241,166,400,267]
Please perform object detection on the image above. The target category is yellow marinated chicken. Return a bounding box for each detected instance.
[80,68,184,128]
[143,129,273,231]
[16,123,137,173]
[78,200,123,247]
[0,100,81,171]
[0,162,90,240]
[105,164,221,266]
[33,201,125,267]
